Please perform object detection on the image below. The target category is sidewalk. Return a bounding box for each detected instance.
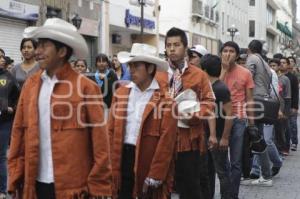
[214,118,300,199]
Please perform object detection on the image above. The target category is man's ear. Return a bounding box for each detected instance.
[147,64,155,74]
[58,46,67,59]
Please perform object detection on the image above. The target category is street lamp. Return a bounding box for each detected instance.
[227,24,239,41]
[71,14,82,30]
[129,0,154,43]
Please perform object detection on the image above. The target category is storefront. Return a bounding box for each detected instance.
[109,1,157,56]
[0,0,39,63]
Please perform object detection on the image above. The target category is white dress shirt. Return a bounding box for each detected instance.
[124,79,159,145]
[36,71,58,183]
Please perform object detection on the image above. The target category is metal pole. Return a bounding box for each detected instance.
[140,0,144,43]
[231,33,234,41]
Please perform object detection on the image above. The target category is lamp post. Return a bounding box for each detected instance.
[129,0,154,43]
[71,14,82,30]
[227,24,239,41]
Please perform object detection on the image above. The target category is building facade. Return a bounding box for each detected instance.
[0,0,100,68]
[159,0,219,55]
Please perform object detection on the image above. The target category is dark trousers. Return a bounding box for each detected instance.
[175,150,203,199]
[36,181,56,199]
[274,118,288,152]
[199,153,212,199]
[118,144,136,199]
[210,149,233,199]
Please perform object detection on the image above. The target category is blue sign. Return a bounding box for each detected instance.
[0,0,39,21]
[125,9,155,30]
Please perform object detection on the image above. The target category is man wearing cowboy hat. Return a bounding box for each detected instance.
[108,43,177,199]
[156,27,215,199]
[8,18,112,199]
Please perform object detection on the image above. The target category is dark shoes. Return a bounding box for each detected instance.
[291,144,297,151]
[272,166,281,177]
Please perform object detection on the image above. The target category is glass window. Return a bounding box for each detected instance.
[250,0,255,6]
[249,20,255,37]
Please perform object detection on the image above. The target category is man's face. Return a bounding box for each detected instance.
[35,39,62,70]
[221,46,237,66]
[165,36,186,64]
[128,62,153,86]
[189,52,201,67]
[269,62,279,72]
[280,59,289,72]
[112,56,121,69]
[289,58,296,67]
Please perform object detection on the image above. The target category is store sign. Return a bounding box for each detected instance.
[125,9,155,30]
[0,0,39,21]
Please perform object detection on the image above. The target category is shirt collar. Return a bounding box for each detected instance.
[168,60,188,75]
[126,78,160,92]
[41,70,58,82]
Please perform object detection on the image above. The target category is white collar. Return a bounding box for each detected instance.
[168,60,188,75]
[126,78,160,92]
[41,70,58,81]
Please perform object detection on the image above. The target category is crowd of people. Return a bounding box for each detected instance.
[0,17,299,199]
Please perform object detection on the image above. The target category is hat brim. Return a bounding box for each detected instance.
[117,51,168,72]
[23,26,88,60]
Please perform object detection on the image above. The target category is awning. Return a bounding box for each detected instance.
[277,21,292,38]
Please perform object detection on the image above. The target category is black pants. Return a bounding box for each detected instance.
[118,144,136,199]
[175,150,204,199]
[36,181,56,199]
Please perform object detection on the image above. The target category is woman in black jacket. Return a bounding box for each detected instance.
[88,53,118,108]
[0,53,20,198]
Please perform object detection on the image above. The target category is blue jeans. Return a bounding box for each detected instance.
[0,121,12,194]
[251,123,272,179]
[229,118,246,199]
[251,125,283,176]
[289,113,298,145]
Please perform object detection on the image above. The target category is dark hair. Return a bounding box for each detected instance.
[0,48,4,56]
[96,53,110,64]
[273,53,283,59]
[248,40,263,54]
[288,56,296,64]
[75,59,87,67]
[165,27,188,47]
[220,41,240,55]
[269,58,280,66]
[200,54,221,77]
[281,57,290,65]
[20,38,37,51]
[4,56,14,65]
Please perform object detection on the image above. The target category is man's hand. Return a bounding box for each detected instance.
[208,136,218,150]
[278,110,284,119]
[219,138,229,151]
[7,107,13,114]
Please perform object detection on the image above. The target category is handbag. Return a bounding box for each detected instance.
[253,55,280,125]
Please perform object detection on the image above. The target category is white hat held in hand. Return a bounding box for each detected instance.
[117,43,168,72]
[23,18,88,59]
[175,89,201,128]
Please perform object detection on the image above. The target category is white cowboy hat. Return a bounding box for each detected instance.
[23,18,88,59]
[189,45,208,57]
[175,89,201,128]
[117,43,168,72]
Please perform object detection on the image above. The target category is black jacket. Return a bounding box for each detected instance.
[285,72,299,110]
[0,68,20,122]
[87,69,118,108]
